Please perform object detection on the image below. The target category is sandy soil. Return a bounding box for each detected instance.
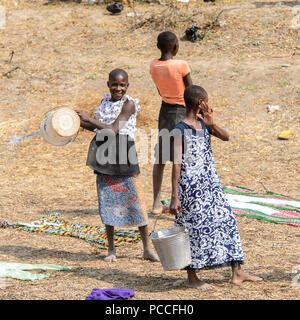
[0,0,299,300]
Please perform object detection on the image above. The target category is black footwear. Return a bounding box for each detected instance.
[185,26,205,42]
[106,3,123,14]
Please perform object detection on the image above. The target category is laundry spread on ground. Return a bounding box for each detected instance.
[1,187,299,256]
[0,213,141,249]
[0,262,70,281]
[224,186,300,227]
[162,186,300,227]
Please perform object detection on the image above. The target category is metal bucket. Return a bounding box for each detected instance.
[150,225,191,271]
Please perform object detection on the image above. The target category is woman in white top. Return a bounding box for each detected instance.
[76,69,159,263]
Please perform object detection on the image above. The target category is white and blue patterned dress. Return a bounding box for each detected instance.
[173,121,244,271]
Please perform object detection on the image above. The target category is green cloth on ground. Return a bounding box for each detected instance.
[0,262,71,281]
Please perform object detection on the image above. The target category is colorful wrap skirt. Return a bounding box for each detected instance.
[96,174,148,228]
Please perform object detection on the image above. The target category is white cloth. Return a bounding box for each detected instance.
[94,93,140,139]
[226,194,300,216]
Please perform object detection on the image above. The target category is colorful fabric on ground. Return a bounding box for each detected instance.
[0,262,70,281]
[224,186,300,227]
[0,213,141,249]
[96,174,148,228]
[162,186,300,227]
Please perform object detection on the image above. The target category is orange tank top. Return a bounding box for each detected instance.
[150,59,191,106]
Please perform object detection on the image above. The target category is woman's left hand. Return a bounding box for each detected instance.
[197,101,215,126]
[170,197,182,216]
[75,110,92,123]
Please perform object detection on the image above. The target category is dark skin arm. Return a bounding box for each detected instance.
[169,136,183,215]
[78,98,103,132]
[75,99,135,135]
[183,73,193,88]
[210,124,229,141]
[155,86,161,97]
[80,120,97,132]
[198,101,229,141]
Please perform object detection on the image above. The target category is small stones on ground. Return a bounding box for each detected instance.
[267,105,281,113]
[252,40,263,46]
[278,130,291,140]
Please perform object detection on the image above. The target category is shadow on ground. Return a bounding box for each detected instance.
[0,245,101,262]
[254,1,300,7]
[39,209,99,216]
[68,266,198,292]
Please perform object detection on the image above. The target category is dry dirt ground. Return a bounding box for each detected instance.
[0,0,299,300]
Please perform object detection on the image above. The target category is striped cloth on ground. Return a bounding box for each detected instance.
[0,212,141,249]
[161,186,300,227]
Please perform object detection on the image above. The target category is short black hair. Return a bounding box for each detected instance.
[184,85,208,108]
[157,31,178,53]
[108,68,128,82]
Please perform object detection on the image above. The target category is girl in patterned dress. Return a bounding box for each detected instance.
[76,69,159,263]
[170,85,262,288]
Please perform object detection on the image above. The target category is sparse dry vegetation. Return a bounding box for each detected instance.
[0,0,299,300]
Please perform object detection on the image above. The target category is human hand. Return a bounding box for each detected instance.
[75,110,92,123]
[197,101,215,126]
[169,197,182,216]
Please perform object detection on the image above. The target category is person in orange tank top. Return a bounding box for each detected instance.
[150,31,193,214]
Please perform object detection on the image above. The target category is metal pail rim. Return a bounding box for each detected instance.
[149,226,188,241]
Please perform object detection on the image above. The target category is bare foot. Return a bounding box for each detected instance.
[143,249,160,262]
[186,269,213,290]
[187,279,213,290]
[151,207,163,215]
[232,270,263,285]
[104,249,116,262]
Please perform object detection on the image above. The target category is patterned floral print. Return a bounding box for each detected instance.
[97,174,148,228]
[174,121,244,271]
[94,93,140,139]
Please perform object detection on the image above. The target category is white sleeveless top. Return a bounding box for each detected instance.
[94,93,140,139]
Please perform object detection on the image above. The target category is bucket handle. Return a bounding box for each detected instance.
[151,211,162,235]
[150,203,187,235]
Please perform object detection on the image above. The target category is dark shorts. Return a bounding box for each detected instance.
[155,101,186,163]
[158,101,186,131]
